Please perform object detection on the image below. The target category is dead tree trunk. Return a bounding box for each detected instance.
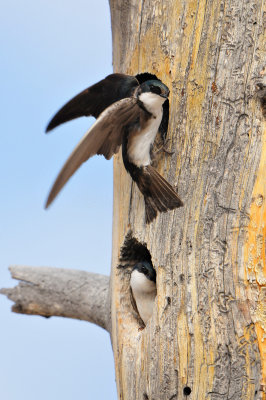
[1,1,265,399]
[109,0,265,399]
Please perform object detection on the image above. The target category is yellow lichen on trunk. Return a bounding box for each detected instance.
[244,123,266,391]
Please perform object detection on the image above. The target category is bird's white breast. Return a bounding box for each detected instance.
[130,269,157,325]
[127,92,165,167]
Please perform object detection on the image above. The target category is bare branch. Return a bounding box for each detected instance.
[0,265,110,331]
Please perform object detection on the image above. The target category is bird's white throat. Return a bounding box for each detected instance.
[138,92,166,115]
[130,269,156,294]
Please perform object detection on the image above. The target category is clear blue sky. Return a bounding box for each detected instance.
[0,1,117,398]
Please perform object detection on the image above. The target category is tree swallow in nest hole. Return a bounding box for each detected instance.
[45,73,183,223]
[130,262,157,325]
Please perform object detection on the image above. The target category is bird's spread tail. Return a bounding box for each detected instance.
[137,165,183,223]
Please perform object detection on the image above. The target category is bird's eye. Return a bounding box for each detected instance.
[150,85,161,95]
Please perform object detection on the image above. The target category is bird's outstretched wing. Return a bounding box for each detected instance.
[45,97,140,208]
[46,74,139,132]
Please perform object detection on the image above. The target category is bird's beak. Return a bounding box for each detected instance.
[160,92,169,99]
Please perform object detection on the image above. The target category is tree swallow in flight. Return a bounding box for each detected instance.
[130,261,157,325]
[45,73,183,223]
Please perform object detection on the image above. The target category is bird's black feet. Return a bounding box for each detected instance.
[151,138,174,167]
[153,138,174,157]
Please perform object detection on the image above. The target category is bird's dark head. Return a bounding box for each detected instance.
[138,80,170,99]
[132,262,156,283]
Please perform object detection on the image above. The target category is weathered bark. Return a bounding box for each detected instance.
[0,266,110,331]
[109,0,265,399]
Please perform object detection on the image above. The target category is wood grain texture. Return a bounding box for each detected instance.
[109,0,265,398]
[244,126,266,391]
[1,266,110,331]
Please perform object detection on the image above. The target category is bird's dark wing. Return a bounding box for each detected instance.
[159,99,169,141]
[46,74,139,132]
[45,97,141,208]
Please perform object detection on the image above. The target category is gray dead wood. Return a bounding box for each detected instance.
[0,265,110,331]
